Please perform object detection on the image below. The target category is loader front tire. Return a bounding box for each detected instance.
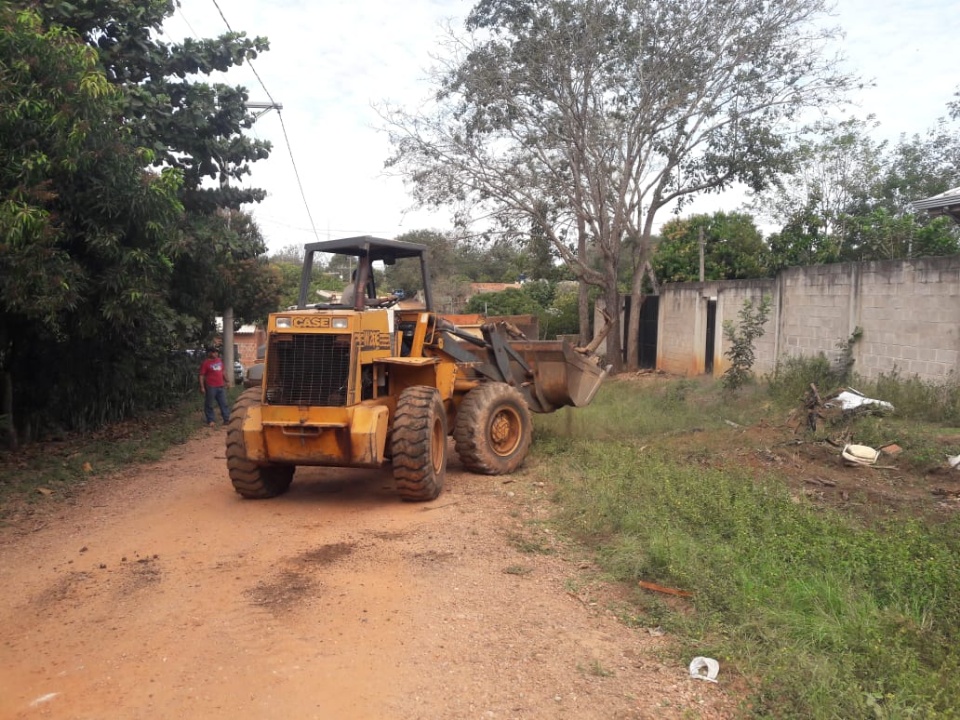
[454,382,532,475]
[226,387,294,499]
[391,386,447,502]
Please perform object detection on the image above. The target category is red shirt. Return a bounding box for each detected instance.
[199,357,226,388]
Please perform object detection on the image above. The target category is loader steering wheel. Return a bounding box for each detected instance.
[366,295,400,308]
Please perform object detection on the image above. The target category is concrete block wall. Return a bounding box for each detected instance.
[657,284,715,376]
[656,280,776,376]
[855,257,960,380]
[657,255,960,383]
[776,264,858,371]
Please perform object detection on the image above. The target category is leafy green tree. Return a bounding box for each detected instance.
[167,210,281,339]
[752,117,885,248]
[383,0,854,370]
[843,209,959,262]
[756,113,960,267]
[464,281,581,339]
[1,7,184,444]
[37,0,278,343]
[466,287,542,318]
[384,230,458,294]
[543,287,581,339]
[381,230,520,310]
[455,238,526,283]
[37,0,271,211]
[766,196,840,271]
[271,259,306,309]
[654,212,769,282]
[868,120,960,216]
[1,3,275,445]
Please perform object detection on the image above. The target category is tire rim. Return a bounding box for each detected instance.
[431,416,445,472]
[489,406,522,457]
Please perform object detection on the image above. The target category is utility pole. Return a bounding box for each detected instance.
[220,101,283,387]
[698,226,705,282]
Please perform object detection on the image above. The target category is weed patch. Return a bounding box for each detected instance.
[535,375,960,718]
[0,388,240,517]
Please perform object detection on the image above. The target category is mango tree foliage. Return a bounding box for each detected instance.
[37,0,277,343]
[37,0,271,212]
[383,0,854,370]
[0,7,184,443]
[167,210,281,339]
[654,212,769,283]
[755,113,960,267]
[45,0,279,332]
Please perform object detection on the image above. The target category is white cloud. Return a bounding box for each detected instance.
[170,0,957,251]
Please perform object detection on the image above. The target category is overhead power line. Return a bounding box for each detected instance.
[209,0,320,243]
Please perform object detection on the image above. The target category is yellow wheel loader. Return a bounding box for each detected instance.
[227,236,609,501]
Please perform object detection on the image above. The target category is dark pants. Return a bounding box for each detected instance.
[204,386,230,424]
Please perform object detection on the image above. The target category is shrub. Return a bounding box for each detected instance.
[722,296,771,391]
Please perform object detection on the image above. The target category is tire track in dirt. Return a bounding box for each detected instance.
[0,430,736,719]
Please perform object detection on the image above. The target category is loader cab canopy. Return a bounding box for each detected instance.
[297,235,433,311]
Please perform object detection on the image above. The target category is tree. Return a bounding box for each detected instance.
[1,7,184,443]
[869,119,960,216]
[752,117,885,248]
[383,0,854,370]
[654,212,769,283]
[381,230,524,311]
[1,3,275,445]
[37,0,272,211]
[167,210,281,338]
[842,209,958,262]
[35,0,277,343]
[755,111,960,268]
[765,196,840,271]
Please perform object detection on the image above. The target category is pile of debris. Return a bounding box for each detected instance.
[793,385,894,433]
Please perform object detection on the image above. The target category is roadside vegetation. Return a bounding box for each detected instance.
[534,367,960,718]
[4,338,960,717]
[0,384,241,520]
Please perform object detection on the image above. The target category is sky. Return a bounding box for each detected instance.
[167,0,958,254]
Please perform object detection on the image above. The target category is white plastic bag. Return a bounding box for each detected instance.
[689,656,720,683]
[831,389,894,413]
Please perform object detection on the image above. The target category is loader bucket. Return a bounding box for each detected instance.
[509,340,610,413]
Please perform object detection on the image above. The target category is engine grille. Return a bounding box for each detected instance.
[264,334,353,407]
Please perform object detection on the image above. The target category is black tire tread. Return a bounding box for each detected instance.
[391,386,446,502]
[453,382,532,475]
[226,387,294,499]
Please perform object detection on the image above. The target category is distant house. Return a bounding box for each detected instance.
[234,324,266,366]
[911,186,960,223]
[469,282,522,295]
[215,317,265,366]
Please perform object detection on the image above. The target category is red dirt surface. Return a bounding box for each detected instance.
[0,428,736,719]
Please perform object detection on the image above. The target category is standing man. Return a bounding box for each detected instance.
[199,346,230,427]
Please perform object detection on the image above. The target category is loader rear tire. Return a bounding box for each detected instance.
[391,386,447,502]
[226,387,294,499]
[454,382,532,475]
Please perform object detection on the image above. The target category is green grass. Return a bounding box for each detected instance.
[0,388,240,516]
[537,378,770,440]
[534,375,960,719]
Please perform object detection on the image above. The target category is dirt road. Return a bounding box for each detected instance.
[0,429,734,719]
